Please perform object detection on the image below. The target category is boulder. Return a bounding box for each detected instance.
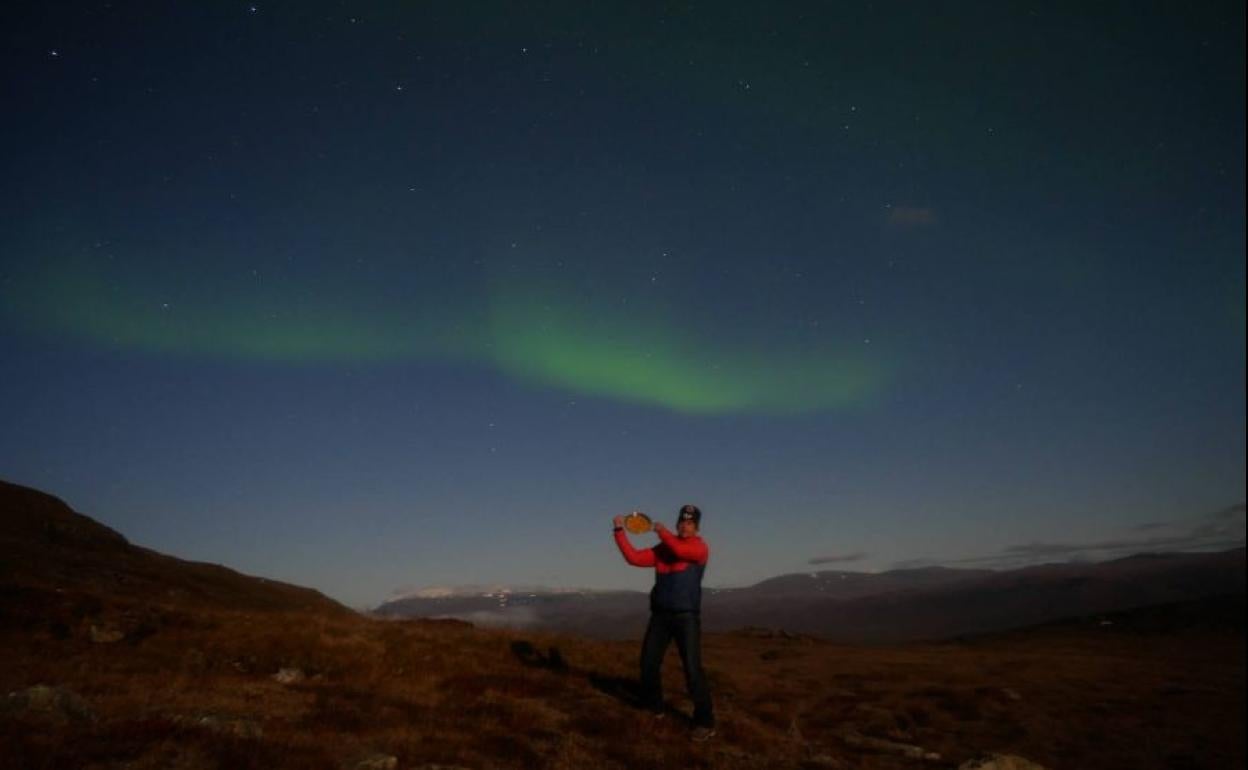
[958,753,1047,770]
[176,713,264,739]
[836,728,940,761]
[4,684,94,722]
[351,754,398,770]
[89,623,125,643]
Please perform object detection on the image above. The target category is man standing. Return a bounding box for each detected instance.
[612,504,716,741]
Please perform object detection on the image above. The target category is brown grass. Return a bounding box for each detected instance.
[1,584,1244,770]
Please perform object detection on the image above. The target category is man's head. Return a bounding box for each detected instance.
[677,504,702,536]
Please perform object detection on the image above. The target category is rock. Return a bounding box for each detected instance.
[351,753,398,770]
[958,753,1047,770]
[4,684,94,722]
[179,713,264,739]
[273,667,305,684]
[836,729,940,761]
[89,623,125,643]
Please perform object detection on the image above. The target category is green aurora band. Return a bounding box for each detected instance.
[3,258,890,415]
[486,290,885,414]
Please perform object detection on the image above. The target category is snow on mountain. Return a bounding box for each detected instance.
[385,584,603,602]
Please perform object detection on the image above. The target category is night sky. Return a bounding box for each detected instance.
[2,2,1244,607]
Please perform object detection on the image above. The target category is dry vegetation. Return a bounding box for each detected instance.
[1,582,1243,770]
[2,483,1243,769]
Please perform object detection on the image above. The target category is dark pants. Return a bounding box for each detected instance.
[640,610,714,727]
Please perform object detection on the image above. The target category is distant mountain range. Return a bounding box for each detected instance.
[375,548,1246,642]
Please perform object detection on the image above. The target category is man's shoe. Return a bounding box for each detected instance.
[691,726,716,742]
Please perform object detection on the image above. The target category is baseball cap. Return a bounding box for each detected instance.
[678,504,702,526]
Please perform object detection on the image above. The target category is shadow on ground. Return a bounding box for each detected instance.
[510,640,692,725]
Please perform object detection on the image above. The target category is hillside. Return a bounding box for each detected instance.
[0,480,349,617]
[2,480,1244,769]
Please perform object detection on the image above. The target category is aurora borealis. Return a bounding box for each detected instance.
[3,254,887,414]
[1,2,1243,605]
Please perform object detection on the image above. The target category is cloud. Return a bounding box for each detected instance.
[1213,503,1246,519]
[808,552,868,565]
[1001,539,1150,558]
[437,606,544,630]
[886,206,937,228]
[891,502,1246,570]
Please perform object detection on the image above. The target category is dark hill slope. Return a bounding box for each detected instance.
[0,479,348,617]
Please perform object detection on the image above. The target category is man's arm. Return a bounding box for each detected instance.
[614,527,657,567]
[655,526,709,563]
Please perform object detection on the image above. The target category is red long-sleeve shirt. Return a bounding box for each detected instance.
[614,527,709,572]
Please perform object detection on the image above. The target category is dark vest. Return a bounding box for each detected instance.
[650,561,706,613]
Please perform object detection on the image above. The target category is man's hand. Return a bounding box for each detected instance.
[613,515,624,529]
[653,521,668,535]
